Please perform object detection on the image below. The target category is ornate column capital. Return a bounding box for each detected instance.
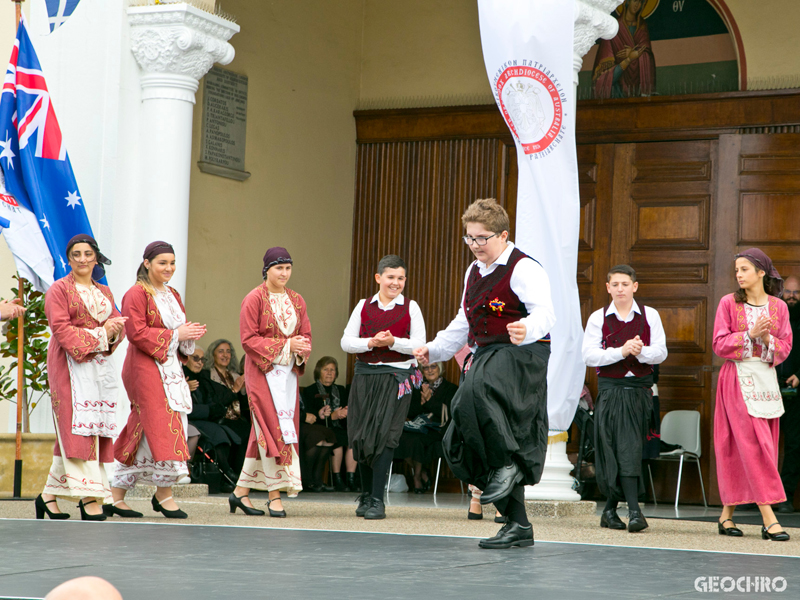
[127,4,240,103]
[573,0,624,83]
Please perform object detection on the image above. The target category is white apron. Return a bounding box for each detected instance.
[736,357,784,419]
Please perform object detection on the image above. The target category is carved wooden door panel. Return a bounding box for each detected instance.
[578,139,718,504]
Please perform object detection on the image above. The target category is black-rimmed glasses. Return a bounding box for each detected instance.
[462,233,498,247]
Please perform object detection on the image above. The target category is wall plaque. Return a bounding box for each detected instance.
[198,66,250,180]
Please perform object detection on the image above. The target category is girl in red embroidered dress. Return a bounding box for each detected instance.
[228,247,311,518]
[108,242,206,519]
[37,235,126,521]
[714,248,792,541]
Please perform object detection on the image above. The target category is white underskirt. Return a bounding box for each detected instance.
[236,419,302,496]
[43,425,111,502]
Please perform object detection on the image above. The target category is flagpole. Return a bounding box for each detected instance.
[12,0,25,499]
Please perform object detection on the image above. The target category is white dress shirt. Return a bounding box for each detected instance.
[582,299,668,376]
[426,242,556,364]
[340,293,426,369]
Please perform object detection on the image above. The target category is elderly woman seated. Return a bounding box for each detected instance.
[300,356,356,491]
[394,362,458,493]
[183,346,241,491]
[203,339,251,476]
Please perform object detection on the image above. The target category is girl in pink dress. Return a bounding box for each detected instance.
[714,248,792,541]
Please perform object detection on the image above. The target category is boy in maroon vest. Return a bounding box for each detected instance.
[341,255,426,519]
[582,264,668,532]
[414,198,555,549]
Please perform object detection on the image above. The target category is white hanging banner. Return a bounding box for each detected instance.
[478,0,584,431]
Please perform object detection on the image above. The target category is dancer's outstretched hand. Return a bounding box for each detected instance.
[413,346,430,365]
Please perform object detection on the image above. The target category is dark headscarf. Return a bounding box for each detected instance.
[262,247,292,278]
[66,234,110,281]
[143,241,175,261]
[735,248,784,297]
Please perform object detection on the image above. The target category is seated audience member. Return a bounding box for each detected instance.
[204,339,251,474]
[298,392,337,492]
[301,356,356,491]
[183,346,241,490]
[394,362,457,493]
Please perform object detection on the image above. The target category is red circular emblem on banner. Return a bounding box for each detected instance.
[496,66,563,155]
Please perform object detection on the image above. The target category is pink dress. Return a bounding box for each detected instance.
[713,293,792,505]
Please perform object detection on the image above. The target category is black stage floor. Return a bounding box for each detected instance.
[1,519,798,600]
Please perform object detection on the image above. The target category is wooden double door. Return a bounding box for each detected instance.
[577,134,800,504]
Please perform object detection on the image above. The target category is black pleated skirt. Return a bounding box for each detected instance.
[442,342,550,490]
[594,378,653,500]
[348,373,413,467]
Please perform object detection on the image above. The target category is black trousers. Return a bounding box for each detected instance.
[780,396,800,500]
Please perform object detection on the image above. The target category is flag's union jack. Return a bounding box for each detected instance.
[0,16,101,288]
[3,41,65,160]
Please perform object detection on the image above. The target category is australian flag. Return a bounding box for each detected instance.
[46,0,83,33]
[0,16,100,291]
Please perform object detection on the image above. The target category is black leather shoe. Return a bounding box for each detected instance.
[333,473,346,492]
[266,498,286,518]
[495,514,508,524]
[355,493,371,517]
[78,499,107,521]
[718,519,743,536]
[600,509,626,530]
[480,462,523,505]
[34,494,69,520]
[478,521,534,549]
[774,500,795,514]
[627,510,648,532]
[762,523,790,541]
[364,498,386,520]
[318,482,335,493]
[103,502,143,518]
[229,493,265,516]
[345,473,357,493]
[151,495,188,519]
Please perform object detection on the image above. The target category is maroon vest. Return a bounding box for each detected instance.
[356,298,411,364]
[465,247,532,347]
[597,306,652,378]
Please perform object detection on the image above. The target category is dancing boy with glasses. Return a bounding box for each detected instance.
[414,198,555,549]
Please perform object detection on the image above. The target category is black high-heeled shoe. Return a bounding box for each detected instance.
[229,493,265,516]
[762,522,790,541]
[718,519,743,537]
[266,497,286,518]
[78,499,107,521]
[35,494,70,520]
[103,501,143,518]
[468,499,483,521]
[151,495,188,519]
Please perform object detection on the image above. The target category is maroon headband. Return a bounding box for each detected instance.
[262,247,292,278]
[143,241,175,261]
[735,247,784,297]
[66,234,111,280]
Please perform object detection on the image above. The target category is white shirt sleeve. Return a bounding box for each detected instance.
[581,308,625,367]
[637,306,668,365]
[427,269,471,363]
[340,299,370,354]
[511,258,556,344]
[389,300,426,355]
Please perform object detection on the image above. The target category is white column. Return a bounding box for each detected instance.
[127,4,239,295]
[526,0,622,502]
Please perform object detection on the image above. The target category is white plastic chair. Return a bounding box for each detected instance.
[646,410,708,509]
[387,458,465,495]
